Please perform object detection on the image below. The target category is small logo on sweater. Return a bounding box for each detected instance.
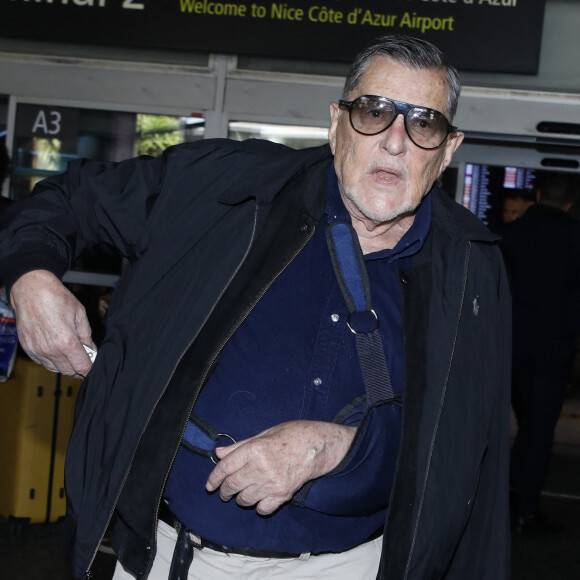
[472,295,480,317]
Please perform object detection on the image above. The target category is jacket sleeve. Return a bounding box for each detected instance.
[444,259,512,580]
[0,152,166,292]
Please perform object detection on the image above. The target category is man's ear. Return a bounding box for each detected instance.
[328,102,340,155]
[438,130,464,176]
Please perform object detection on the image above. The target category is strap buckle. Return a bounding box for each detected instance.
[210,433,237,464]
[346,309,379,335]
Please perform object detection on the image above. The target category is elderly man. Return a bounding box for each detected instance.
[0,35,511,580]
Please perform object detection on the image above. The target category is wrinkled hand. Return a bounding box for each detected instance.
[206,420,356,515]
[10,270,96,377]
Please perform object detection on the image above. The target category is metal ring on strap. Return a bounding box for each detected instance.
[346,309,379,335]
[210,433,237,464]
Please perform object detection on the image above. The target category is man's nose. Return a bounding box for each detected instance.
[381,114,406,155]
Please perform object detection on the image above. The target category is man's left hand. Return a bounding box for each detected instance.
[205,420,356,515]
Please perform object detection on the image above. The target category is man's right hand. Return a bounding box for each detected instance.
[9,270,96,377]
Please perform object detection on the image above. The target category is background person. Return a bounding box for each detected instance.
[501,175,580,532]
[502,188,536,224]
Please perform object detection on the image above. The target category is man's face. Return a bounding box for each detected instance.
[503,198,532,223]
[329,57,464,226]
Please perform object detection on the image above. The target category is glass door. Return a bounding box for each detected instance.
[7,102,206,345]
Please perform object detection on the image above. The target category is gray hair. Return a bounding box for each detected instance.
[342,35,461,121]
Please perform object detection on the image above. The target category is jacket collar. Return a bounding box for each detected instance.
[216,141,497,246]
[431,186,500,244]
[217,142,333,206]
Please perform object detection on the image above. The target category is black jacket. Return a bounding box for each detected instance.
[0,139,511,579]
[501,202,580,354]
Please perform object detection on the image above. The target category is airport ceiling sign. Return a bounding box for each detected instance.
[1,0,547,74]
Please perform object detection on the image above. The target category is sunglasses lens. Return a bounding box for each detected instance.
[406,108,449,149]
[351,97,395,135]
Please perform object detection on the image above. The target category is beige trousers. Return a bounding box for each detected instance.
[113,520,382,580]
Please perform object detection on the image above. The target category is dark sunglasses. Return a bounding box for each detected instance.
[338,95,458,150]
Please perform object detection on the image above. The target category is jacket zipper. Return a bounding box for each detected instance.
[83,204,264,579]
[84,205,315,578]
[402,241,472,579]
[151,216,316,545]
